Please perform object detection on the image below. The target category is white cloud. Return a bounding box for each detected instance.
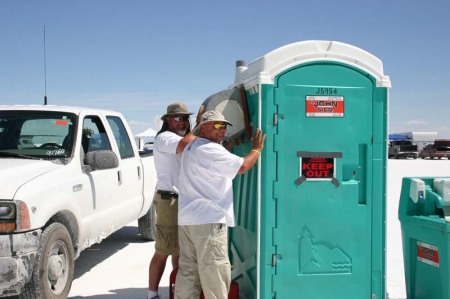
[406,120,426,126]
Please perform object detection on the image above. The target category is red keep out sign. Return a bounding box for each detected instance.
[417,241,440,267]
[301,157,335,180]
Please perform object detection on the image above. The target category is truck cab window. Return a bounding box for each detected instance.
[106,116,135,159]
[82,116,112,154]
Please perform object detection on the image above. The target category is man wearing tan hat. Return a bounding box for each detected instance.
[175,110,266,299]
[147,103,197,299]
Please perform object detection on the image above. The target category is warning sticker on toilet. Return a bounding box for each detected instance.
[300,157,335,180]
[306,96,344,117]
[417,241,439,267]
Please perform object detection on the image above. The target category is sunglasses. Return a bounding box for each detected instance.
[171,116,190,121]
[211,123,227,129]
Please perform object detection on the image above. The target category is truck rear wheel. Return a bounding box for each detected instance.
[21,223,74,299]
[138,201,156,241]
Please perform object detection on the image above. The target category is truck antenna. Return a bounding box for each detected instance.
[43,26,48,105]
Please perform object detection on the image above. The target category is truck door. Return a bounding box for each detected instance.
[74,115,121,240]
[106,116,143,219]
[273,62,376,298]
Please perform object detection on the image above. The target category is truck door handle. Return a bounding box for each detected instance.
[117,170,122,186]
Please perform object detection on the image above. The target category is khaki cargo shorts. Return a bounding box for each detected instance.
[154,191,179,256]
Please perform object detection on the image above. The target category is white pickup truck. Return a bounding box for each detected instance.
[0,105,157,298]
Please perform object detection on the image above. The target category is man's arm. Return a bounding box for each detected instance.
[176,131,196,154]
[238,129,266,174]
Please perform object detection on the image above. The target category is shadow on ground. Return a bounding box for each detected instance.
[69,286,169,299]
[74,225,152,279]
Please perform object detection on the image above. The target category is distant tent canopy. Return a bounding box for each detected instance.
[135,128,157,151]
[135,127,156,139]
[389,134,410,140]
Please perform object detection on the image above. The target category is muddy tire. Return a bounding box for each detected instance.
[21,223,74,299]
[138,202,156,241]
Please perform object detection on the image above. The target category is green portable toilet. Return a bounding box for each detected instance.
[208,40,391,299]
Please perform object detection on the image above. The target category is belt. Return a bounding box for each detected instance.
[157,190,178,200]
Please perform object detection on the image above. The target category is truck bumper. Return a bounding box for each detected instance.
[0,230,41,297]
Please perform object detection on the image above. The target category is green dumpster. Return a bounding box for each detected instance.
[204,40,391,298]
[399,177,450,299]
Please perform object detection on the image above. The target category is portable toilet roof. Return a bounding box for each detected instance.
[234,40,391,89]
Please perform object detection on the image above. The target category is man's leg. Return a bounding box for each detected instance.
[197,224,231,299]
[149,253,169,293]
[175,225,202,299]
[149,193,179,298]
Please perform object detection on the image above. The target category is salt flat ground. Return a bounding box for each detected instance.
[66,159,450,299]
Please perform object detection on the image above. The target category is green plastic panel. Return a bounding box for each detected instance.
[399,177,450,299]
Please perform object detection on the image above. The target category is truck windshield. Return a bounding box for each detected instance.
[0,110,77,159]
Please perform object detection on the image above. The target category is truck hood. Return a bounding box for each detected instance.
[0,159,63,199]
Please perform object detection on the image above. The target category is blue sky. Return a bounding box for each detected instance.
[1,0,450,137]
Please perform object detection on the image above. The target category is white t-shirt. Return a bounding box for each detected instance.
[153,131,182,193]
[178,138,244,227]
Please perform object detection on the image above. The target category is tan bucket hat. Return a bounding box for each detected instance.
[160,102,194,120]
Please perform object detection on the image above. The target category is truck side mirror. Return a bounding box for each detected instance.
[84,150,119,171]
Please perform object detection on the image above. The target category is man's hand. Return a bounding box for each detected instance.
[252,128,266,152]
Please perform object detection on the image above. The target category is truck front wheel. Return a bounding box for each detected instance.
[21,223,74,299]
[138,202,156,241]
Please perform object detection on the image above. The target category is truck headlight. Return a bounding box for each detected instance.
[0,201,31,232]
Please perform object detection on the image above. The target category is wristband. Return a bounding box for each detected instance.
[251,149,260,154]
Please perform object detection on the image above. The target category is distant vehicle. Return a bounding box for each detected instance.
[419,139,450,159]
[388,139,419,159]
[143,141,154,152]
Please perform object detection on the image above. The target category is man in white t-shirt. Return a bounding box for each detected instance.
[147,103,197,299]
[175,110,266,299]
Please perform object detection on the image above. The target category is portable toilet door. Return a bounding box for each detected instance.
[233,41,391,299]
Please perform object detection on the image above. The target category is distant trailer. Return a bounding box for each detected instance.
[389,134,410,141]
[395,131,438,150]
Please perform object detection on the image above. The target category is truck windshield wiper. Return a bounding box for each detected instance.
[0,152,40,160]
